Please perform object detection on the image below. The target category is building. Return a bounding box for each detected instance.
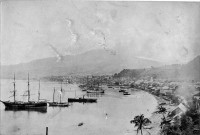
[169,103,188,119]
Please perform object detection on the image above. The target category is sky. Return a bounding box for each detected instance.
[1,0,200,65]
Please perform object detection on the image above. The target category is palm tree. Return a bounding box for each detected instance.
[160,117,181,135]
[160,116,172,129]
[154,106,167,118]
[130,114,152,135]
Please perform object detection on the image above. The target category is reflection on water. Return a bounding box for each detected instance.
[5,107,47,113]
[86,93,104,97]
[0,79,158,135]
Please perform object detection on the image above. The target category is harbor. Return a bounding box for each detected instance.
[1,0,200,134]
[0,79,158,135]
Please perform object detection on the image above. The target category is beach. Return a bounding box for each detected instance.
[144,95,176,135]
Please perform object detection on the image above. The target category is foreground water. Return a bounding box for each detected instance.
[0,79,157,135]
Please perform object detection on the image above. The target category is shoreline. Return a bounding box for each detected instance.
[143,93,176,135]
[136,89,175,135]
[130,89,168,135]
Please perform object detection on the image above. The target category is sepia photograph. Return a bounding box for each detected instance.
[0,0,200,135]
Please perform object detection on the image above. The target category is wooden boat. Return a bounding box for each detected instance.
[48,102,69,107]
[119,89,126,92]
[1,101,47,110]
[123,91,131,95]
[0,74,47,111]
[82,88,87,91]
[87,89,104,94]
[86,86,104,94]
[48,83,69,107]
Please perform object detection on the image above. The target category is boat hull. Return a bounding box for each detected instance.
[48,102,69,107]
[119,90,126,92]
[123,92,131,95]
[68,98,97,103]
[86,90,104,94]
[1,101,47,112]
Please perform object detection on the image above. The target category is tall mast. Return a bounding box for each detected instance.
[13,73,16,102]
[75,88,76,98]
[60,93,62,103]
[53,87,55,102]
[27,73,30,102]
[61,81,63,92]
[60,82,62,103]
[38,80,40,101]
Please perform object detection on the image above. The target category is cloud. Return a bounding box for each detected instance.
[47,44,64,62]
[65,18,79,45]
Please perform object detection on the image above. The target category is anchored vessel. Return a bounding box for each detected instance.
[119,89,126,92]
[123,92,131,95]
[86,86,105,94]
[48,83,69,107]
[0,74,47,112]
[68,95,97,103]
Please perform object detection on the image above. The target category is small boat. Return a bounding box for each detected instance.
[123,92,131,95]
[86,86,104,94]
[0,74,47,111]
[48,83,69,107]
[119,89,126,92]
[87,89,104,94]
[82,89,87,91]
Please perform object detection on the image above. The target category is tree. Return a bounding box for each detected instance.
[160,117,181,135]
[160,116,171,129]
[155,106,167,118]
[180,115,194,135]
[160,102,200,135]
[130,114,152,135]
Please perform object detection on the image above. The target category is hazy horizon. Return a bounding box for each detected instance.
[1,48,200,67]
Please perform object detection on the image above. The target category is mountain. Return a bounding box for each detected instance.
[114,55,200,81]
[0,49,162,79]
[181,55,200,80]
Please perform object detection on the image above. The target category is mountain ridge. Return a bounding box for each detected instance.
[1,49,162,79]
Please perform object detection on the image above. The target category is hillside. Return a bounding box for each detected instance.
[114,55,200,81]
[0,49,162,79]
[181,55,200,80]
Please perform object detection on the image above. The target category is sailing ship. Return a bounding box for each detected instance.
[0,74,47,112]
[48,82,69,107]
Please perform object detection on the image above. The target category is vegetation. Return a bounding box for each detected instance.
[159,103,200,135]
[130,114,152,135]
[130,102,200,135]
[114,69,145,79]
[114,55,200,81]
[154,106,168,118]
